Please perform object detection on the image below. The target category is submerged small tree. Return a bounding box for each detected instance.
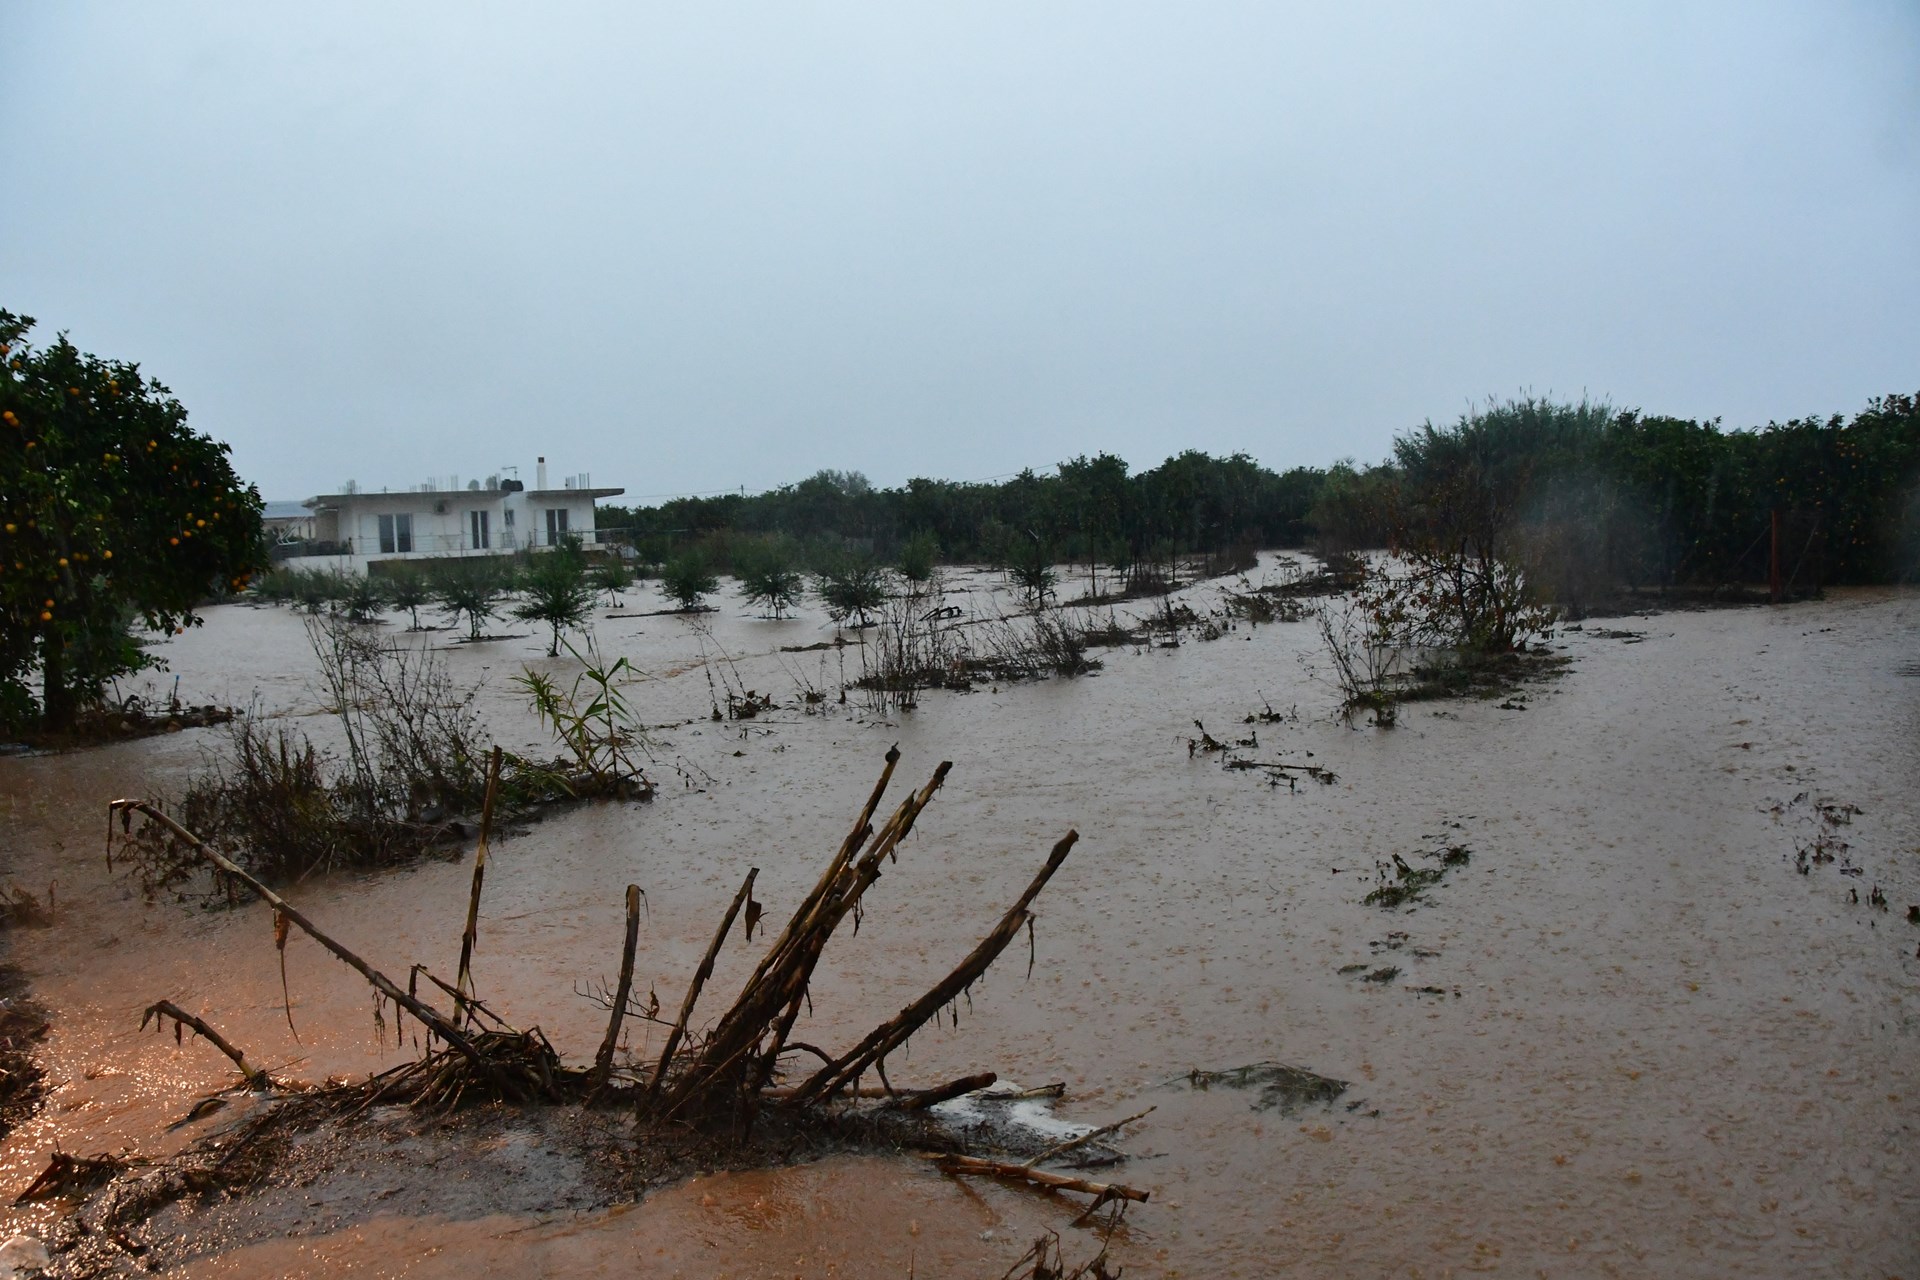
[338,573,389,624]
[737,537,805,618]
[384,564,432,630]
[816,554,890,628]
[1007,535,1056,609]
[432,557,510,641]
[661,552,718,612]
[899,529,939,585]
[0,310,265,731]
[514,544,596,656]
[591,555,633,605]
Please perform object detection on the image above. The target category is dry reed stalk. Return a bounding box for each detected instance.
[647,867,758,1104]
[455,745,504,1012]
[792,830,1078,1105]
[588,884,643,1094]
[742,745,898,992]
[140,1000,270,1089]
[659,758,954,1126]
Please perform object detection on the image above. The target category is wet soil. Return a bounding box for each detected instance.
[0,562,1916,1277]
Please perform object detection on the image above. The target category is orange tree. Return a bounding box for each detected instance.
[0,310,264,731]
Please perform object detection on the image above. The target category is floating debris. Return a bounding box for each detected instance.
[1170,1061,1348,1115]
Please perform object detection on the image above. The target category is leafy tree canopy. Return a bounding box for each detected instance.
[0,310,264,729]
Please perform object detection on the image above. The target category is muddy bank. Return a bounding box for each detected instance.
[0,564,1916,1276]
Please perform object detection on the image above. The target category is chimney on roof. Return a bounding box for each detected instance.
[536,456,548,490]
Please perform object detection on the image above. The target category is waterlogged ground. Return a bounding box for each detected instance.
[0,561,1916,1278]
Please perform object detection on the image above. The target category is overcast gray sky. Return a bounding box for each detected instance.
[4,3,1916,501]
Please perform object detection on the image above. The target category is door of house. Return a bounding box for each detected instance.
[545,508,569,546]
[469,510,491,550]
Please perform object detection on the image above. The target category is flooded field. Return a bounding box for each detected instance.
[1,561,1915,1278]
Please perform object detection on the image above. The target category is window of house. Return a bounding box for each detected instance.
[469,510,490,550]
[545,508,569,544]
[378,513,414,554]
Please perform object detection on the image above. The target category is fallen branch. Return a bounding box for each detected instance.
[930,1153,1149,1205]
[139,1001,270,1090]
[108,800,486,1072]
[15,1151,131,1204]
[880,1071,998,1111]
[1022,1105,1154,1168]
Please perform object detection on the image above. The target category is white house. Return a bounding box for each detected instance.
[279,457,624,575]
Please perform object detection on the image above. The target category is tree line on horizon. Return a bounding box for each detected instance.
[598,392,1920,599]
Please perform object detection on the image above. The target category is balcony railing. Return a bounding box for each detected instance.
[271,529,624,559]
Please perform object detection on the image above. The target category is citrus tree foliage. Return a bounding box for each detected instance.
[0,311,264,729]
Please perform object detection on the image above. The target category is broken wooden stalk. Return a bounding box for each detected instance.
[140,1000,270,1090]
[793,829,1078,1105]
[455,744,504,1014]
[647,867,758,1103]
[589,884,643,1094]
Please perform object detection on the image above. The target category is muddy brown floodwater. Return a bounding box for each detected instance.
[1,561,1916,1278]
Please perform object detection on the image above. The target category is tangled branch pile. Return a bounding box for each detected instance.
[78,747,1149,1243]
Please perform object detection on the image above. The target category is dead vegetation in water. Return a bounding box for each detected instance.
[1185,719,1337,792]
[1169,1061,1349,1115]
[850,593,1106,713]
[1362,845,1472,910]
[1768,793,1907,919]
[53,750,1151,1261]
[116,619,652,897]
[1400,647,1573,706]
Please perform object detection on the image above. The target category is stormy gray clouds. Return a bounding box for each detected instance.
[3,2,1916,500]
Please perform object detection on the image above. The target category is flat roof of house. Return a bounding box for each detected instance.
[304,487,625,507]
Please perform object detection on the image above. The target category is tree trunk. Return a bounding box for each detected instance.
[40,632,74,732]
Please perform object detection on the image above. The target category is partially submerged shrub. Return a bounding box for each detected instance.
[126,621,491,889]
[512,640,651,795]
[122,617,652,894]
[736,538,806,618]
[1006,537,1056,609]
[591,556,633,604]
[1311,555,1555,723]
[816,555,890,628]
[337,573,388,624]
[899,530,939,584]
[432,557,512,641]
[852,591,964,710]
[1311,572,1416,726]
[661,552,719,612]
[383,564,433,630]
[967,608,1103,680]
[514,548,596,656]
